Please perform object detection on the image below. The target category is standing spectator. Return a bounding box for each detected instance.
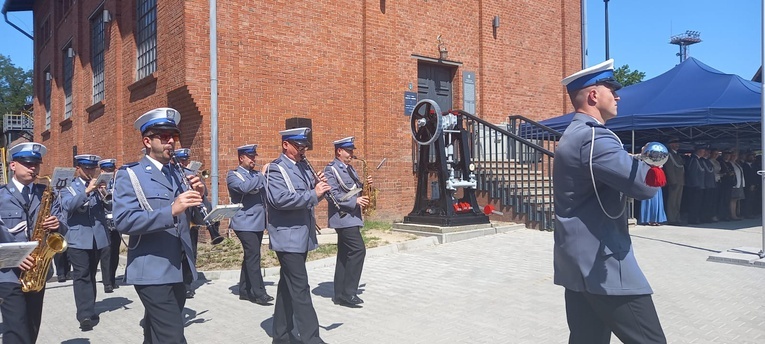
[741,151,760,218]
[639,187,667,226]
[729,151,745,220]
[684,145,707,224]
[662,138,685,225]
[717,151,735,221]
[701,149,719,222]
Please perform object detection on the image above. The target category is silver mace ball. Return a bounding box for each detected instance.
[640,142,669,167]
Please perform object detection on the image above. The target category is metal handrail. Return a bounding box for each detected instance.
[457,111,557,230]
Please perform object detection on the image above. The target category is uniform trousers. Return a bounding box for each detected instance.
[684,186,704,224]
[69,247,101,322]
[234,230,267,298]
[565,289,666,344]
[0,282,45,344]
[334,226,366,299]
[664,184,683,224]
[135,283,187,344]
[99,230,122,287]
[272,251,322,344]
[54,251,70,279]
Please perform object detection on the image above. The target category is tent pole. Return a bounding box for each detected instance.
[759,0,765,258]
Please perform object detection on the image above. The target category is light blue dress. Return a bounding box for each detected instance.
[640,188,667,224]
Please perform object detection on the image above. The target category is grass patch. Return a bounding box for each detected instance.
[174,220,415,271]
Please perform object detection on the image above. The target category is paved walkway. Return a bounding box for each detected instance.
[4,219,765,343]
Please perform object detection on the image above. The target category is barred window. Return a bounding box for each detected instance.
[63,44,74,119]
[91,12,105,103]
[44,67,52,130]
[37,16,51,52]
[136,0,157,80]
[56,0,75,24]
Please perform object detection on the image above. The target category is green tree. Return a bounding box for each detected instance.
[0,54,33,116]
[614,64,646,87]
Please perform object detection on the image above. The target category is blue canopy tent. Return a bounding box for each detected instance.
[538,58,762,149]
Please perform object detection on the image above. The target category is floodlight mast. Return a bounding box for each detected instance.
[670,30,702,64]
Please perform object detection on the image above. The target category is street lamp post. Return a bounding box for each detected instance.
[604,0,610,60]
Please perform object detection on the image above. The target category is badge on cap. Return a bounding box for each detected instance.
[134,107,182,134]
[174,148,191,159]
[98,159,117,169]
[74,154,102,167]
[9,142,48,163]
[237,144,258,155]
[561,59,623,93]
[333,136,355,149]
[280,127,311,143]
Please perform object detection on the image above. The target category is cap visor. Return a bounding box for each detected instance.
[598,79,623,91]
[15,157,42,164]
[142,125,180,135]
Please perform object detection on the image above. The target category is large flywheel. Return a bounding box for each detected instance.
[410,99,443,146]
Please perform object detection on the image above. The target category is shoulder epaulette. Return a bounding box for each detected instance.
[585,122,607,129]
[119,162,140,170]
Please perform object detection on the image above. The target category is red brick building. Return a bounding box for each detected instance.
[4,0,582,221]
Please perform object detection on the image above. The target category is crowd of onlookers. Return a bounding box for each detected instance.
[638,137,762,226]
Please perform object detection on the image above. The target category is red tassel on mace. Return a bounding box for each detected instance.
[645,166,666,187]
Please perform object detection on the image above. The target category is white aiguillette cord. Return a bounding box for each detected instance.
[588,124,626,220]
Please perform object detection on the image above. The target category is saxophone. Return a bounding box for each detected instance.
[19,177,68,293]
[354,157,378,217]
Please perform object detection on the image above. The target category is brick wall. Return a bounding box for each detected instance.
[30,0,582,223]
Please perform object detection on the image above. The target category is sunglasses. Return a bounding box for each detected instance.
[149,133,180,142]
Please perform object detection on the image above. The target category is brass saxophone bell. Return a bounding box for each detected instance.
[640,142,669,167]
[198,169,210,179]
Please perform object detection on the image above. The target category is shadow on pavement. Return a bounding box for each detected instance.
[678,218,762,230]
[61,338,91,343]
[183,308,210,327]
[95,296,133,314]
[312,282,334,299]
[632,234,720,253]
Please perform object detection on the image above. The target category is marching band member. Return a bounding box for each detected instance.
[0,142,61,343]
[265,127,329,344]
[97,158,120,293]
[60,154,111,330]
[324,137,371,307]
[113,108,206,343]
[227,144,272,305]
[553,60,666,343]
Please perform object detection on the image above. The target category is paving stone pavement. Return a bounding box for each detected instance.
[3,219,765,343]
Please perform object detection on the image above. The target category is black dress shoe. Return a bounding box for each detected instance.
[349,295,364,304]
[104,285,114,293]
[57,275,67,283]
[264,294,275,302]
[80,318,93,331]
[333,296,362,308]
[186,290,195,299]
[253,295,273,305]
[239,292,251,301]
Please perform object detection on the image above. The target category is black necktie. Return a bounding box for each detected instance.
[21,185,31,205]
[348,165,361,185]
[161,165,177,192]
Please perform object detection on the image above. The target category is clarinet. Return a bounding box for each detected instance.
[169,152,225,245]
[300,154,347,218]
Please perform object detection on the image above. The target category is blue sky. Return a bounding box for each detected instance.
[0,1,762,80]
